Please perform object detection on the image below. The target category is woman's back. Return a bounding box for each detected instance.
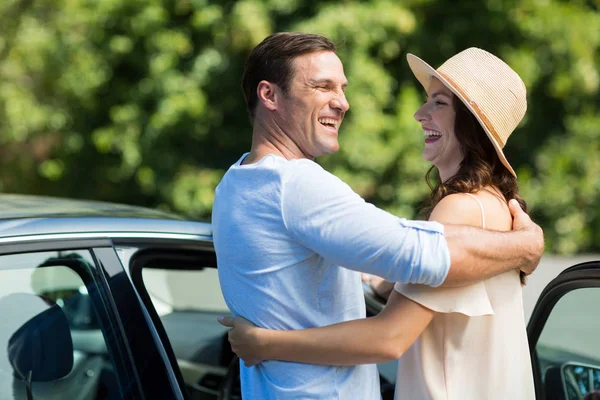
[394,188,535,400]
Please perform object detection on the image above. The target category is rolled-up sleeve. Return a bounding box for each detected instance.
[281,163,451,287]
[395,219,450,287]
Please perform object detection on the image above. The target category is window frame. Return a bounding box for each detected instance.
[122,244,225,398]
[527,261,600,399]
[93,244,189,400]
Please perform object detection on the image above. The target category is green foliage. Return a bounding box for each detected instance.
[0,0,599,253]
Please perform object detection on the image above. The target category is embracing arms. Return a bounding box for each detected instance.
[218,193,531,366]
[219,290,434,366]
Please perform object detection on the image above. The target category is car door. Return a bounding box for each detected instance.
[110,240,237,400]
[0,238,186,400]
[0,239,150,399]
[92,245,188,400]
[527,261,600,400]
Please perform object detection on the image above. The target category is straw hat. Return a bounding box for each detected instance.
[407,47,526,177]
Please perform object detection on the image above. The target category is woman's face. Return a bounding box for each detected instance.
[413,77,463,177]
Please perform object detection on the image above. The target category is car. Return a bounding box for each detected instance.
[0,194,598,400]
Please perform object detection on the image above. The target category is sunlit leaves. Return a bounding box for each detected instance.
[230,0,272,50]
[169,167,223,218]
[0,0,598,254]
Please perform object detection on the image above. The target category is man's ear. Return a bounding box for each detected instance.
[257,80,279,111]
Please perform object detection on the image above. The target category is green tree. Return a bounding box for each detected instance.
[0,0,599,254]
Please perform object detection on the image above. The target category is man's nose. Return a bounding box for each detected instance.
[331,91,350,113]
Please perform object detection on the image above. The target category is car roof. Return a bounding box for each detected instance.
[0,194,183,220]
[0,194,212,239]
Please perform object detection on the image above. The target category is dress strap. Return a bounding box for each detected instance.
[464,193,486,229]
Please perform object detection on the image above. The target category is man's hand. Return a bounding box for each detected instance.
[508,199,544,275]
[218,316,265,367]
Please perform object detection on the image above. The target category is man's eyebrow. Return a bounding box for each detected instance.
[310,78,349,87]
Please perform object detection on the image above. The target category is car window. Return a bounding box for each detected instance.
[143,265,233,395]
[0,250,126,399]
[536,287,600,399]
[143,267,228,316]
[119,246,236,399]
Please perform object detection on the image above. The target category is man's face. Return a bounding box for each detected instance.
[275,51,350,159]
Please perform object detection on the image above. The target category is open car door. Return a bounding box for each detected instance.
[527,261,600,400]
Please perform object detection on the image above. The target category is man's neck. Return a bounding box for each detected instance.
[243,120,310,165]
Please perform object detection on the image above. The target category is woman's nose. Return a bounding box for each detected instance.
[414,104,430,122]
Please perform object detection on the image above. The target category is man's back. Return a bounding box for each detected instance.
[212,154,380,399]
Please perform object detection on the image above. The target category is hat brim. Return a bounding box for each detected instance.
[406,53,516,178]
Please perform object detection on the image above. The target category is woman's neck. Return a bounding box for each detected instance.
[437,161,461,183]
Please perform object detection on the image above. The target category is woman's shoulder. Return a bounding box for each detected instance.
[464,187,512,231]
[429,188,511,230]
[429,193,487,227]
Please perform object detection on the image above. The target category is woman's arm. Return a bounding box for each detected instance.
[218,290,435,366]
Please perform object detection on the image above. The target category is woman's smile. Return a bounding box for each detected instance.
[424,129,442,144]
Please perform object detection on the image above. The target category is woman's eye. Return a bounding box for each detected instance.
[435,100,447,106]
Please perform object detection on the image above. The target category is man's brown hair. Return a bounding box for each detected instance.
[242,32,336,121]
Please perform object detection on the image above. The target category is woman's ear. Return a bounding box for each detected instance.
[257,80,278,111]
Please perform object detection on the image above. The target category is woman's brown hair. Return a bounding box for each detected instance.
[422,95,527,284]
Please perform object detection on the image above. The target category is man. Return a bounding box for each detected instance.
[212,32,543,399]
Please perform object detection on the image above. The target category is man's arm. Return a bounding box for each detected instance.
[283,164,452,286]
[365,198,544,290]
[283,164,543,287]
[442,199,544,287]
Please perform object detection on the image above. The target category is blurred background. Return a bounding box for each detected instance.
[0,0,599,255]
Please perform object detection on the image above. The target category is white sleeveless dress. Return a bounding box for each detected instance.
[393,194,535,400]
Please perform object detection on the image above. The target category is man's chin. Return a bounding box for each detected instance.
[315,143,340,158]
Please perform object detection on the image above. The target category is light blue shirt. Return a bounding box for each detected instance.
[212,154,450,399]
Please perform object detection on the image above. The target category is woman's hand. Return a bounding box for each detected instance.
[362,273,395,300]
[218,316,266,366]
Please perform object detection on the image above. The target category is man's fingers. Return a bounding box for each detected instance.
[506,198,544,275]
[217,316,234,327]
[509,199,534,232]
[508,199,525,217]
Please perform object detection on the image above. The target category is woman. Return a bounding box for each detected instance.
[218,48,535,399]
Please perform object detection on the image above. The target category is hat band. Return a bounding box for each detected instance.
[437,70,506,148]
